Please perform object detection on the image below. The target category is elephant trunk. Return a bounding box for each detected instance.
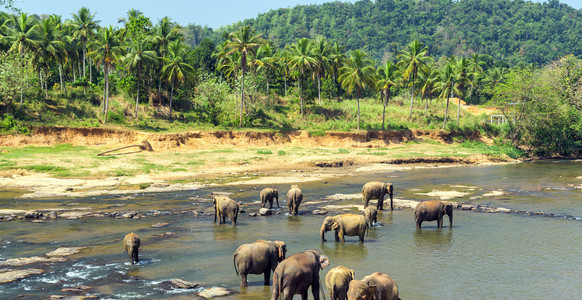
[320,224,327,241]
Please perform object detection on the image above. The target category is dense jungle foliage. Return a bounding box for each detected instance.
[0,0,581,156]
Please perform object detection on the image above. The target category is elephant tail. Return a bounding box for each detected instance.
[233,253,239,275]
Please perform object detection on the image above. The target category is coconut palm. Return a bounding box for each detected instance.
[5,13,40,54]
[338,49,376,130]
[433,63,460,129]
[376,61,400,130]
[88,26,124,124]
[124,35,157,117]
[253,43,276,94]
[161,39,194,121]
[71,7,100,78]
[287,37,317,116]
[418,68,438,118]
[151,17,182,94]
[311,38,329,104]
[225,25,264,126]
[398,39,430,119]
[453,56,471,125]
[275,49,290,97]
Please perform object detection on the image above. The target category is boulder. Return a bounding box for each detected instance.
[494,207,512,213]
[0,268,44,283]
[199,287,232,298]
[151,222,170,228]
[169,278,199,289]
[258,208,272,216]
[312,210,327,215]
[46,247,86,257]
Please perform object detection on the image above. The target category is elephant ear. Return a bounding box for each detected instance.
[275,241,286,261]
[319,254,330,269]
[367,284,377,297]
[330,220,340,230]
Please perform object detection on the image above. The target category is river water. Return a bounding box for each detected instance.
[1,161,581,299]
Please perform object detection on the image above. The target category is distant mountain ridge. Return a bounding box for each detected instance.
[186,0,582,65]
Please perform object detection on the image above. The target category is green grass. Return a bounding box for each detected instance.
[460,140,525,159]
[256,149,273,155]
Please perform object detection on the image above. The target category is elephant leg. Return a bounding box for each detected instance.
[232,214,237,226]
[377,196,384,210]
[363,197,369,209]
[437,217,443,228]
[128,252,132,264]
[338,231,345,243]
[133,250,139,264]
[312,278,320,300]
[263,269,270,286]
[334,231,340,242]
[240,273,248,287]
[302,291,309,300]
[416,219,422,229]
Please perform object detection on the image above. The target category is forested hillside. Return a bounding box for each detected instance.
[206,0,582,65]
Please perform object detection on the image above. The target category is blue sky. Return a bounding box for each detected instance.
[11,0,582,30]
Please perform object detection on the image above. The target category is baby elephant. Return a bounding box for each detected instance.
[233,240,287,287]
[347,279,376,300]
[361,272,399,300]
[325,265,355,300]
[320,213,368,243]
[364,206,377,227]
[213,196,240,226]
[123,232,140,265]
[414,200,453,228]
[260,188,279,209]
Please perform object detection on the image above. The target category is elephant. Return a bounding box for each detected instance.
[271,249,330,300]
[123,232,140,265]
[286,185,303,215]
[325,265,355,300]
[414,200,453,229]
[213,196,240,226]
[320,214,368,243]
[361,272,400,300]
[364,206,377,227]
[260,188,280,209]
[347,279,377,300]
[233,240,287,287]
[362,181,394,211]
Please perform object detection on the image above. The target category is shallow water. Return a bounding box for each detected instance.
[1,161,581,299]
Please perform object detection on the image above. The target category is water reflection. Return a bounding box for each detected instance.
[213,225,238,241]
[320,241,368,261]
[414,229,453,253]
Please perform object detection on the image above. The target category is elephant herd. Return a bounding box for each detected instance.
[122,180,455,299]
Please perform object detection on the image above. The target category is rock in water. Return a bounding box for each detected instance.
[258,208,272,216]
[199,287,232,298]
[169,278,199,289]
[0,268,44,283]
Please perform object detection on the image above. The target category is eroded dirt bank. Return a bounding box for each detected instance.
[0,126,483,149]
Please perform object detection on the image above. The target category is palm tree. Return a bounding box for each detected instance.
[376,61,400,130]
[287,37,317,116]
[433,64,460,129]
[311,38,329,105]
[254,43,276,94]
[418,68,437,118]
[34,16,66,97]
[226,25,264,126]
[151,17,182,94]
[71,7,100,79]
[327,42,346,99]
[338,49,376,130]
[124,35,157,117]
[88,26,123,124]
[398,39,430,119]
[5,13,39,54]
[454,56,471,125]
[275,49,290,97]
[161,40,195,121]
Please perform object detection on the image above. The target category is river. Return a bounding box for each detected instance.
[1,161,581,299]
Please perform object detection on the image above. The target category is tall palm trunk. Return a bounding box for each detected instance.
[409,73,415,119]
[135,63,141,117]
[317,73,321,105]
[240,69,245,126]
[82,41,86,78]
[382,89,390,130]
[104,68,109,124]
[457,97,461,126]
[169,81,174,121]
[356,88,361,130]
[299,68,306,115]
[59,64,64,92]
[424,94,429,118]
[284,75,287,97]
[443,88,453,129]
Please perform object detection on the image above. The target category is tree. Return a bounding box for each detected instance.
[0,51,31,114]
[311,38,329,104]
[433,63,460,129]
[34,15,66,97]
[161,39,195,121]
[338,49,376,130]
[287,37,317,116]
[376,61,400,130]
[151,17,182,94]
[453,56,470,125]
[123,35,157,117]
[418,68,437,118]
[225,25,264,126]
[88,26,123,124]
[398,39,430,119]
[71,7,100,79]
[5,13,39,54]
